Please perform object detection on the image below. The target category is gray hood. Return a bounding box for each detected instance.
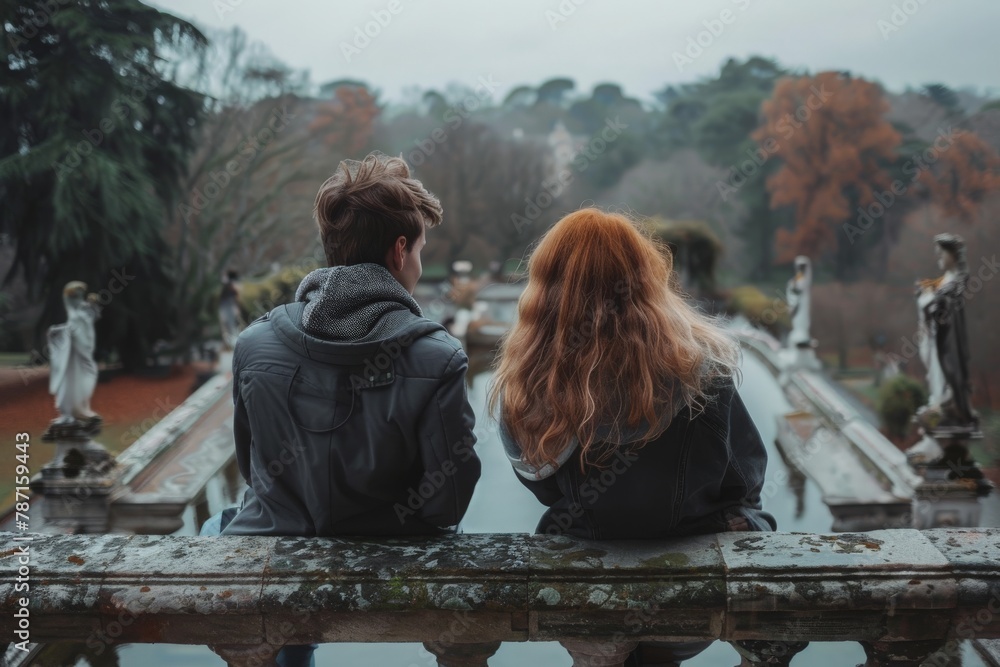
[295,263,423,343]
[264,263,444,367]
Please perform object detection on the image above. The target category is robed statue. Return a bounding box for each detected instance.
[786,256,813,348]
[48,281,102,430]
[915,234,977,433]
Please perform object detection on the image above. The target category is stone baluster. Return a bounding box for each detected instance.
[210,643,281,667]
[558,639,639,666]
[422,640,503,667]
[860,639,949,666]
[730,640,809,666]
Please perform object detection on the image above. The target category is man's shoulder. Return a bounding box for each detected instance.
[231,308,288,367]
[234,310,273,343]
[400,325,467,377]
[410,326,463,355]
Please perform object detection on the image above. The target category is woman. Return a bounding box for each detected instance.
[489,209,775,666]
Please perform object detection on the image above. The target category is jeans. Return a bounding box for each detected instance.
[201,508,317,667]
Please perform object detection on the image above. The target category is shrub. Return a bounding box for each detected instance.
[878,374,928,439]
[976,410,1000,466]
[646,217,724,296]
[239,265,315,321]
[726,285,790,338]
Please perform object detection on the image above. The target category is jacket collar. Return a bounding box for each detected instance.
[269,301,445,366]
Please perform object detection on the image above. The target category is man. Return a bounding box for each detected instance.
[224,150,480,537]
[219,152,481,665]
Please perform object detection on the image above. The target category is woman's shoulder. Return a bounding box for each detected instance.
[684,374,740,435]
[701,373,740,406]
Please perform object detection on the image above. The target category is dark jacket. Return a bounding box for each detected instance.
[501,379,776,539]
[223,265,481,537]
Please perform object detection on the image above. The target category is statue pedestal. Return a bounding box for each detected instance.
[907,432,993,529]
[777,342,821,386]
[31,421,119,533]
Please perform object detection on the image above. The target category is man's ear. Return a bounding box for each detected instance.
[385,235,407,271]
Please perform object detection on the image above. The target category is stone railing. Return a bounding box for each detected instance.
[2,529,999,667]
[735,326,993,531]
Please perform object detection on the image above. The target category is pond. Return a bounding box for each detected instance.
[26,353,988,666]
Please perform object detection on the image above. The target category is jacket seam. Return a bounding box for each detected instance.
[434,347,465,525]
[424,348,462,524]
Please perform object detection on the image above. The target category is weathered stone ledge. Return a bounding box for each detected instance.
[1,528,998,657]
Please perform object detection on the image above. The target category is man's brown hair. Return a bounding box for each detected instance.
[313,152,443,267]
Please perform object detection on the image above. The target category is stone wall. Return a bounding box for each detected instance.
[2,529,999,666]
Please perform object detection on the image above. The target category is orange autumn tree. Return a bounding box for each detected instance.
[919,130,1000,221]
[309,84,381,154]
[753,72,901,279]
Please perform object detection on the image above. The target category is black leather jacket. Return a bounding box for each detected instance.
[502,380,776,539]
[223,300,481,536]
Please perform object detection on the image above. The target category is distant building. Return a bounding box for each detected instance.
[547,121,579,175]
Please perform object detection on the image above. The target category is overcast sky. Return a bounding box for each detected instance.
[150,0,1000,103]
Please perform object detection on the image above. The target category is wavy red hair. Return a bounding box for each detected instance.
[488,208,739,469]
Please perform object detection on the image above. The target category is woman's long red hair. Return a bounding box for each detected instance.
[488,208,739,469]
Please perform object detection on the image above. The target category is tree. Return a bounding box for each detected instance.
[414,122,503,263]
[919,128,1000,222]
[654,57,789,279]
[536,78,575,107]
[566,84,647,190]
[166,29,380,355]
[754,72,902,280]
[0,0,206,368]
[647,217,724,296]
[478,138,553,268]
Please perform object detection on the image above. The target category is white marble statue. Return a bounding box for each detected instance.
[914,233,976,430]
[786,256,813,348]
[916,279,948,411]
[48,281,101,425]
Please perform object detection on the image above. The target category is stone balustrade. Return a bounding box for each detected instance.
[2,529,999,666]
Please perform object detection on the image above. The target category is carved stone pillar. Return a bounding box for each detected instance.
[860,639,948,666]
[731,640,809,666]
[32,425,117,533]
[422,640,502,667]
[558,639,639,667]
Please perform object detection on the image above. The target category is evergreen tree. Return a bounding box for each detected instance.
[654,57,790,279]
[0,0,205,368]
